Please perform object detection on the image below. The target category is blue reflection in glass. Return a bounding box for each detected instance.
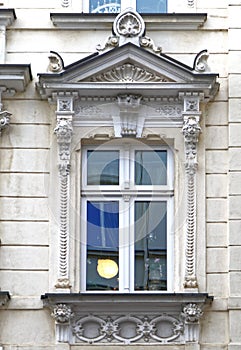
[90,0,121,13]
[87,201,119,290]
[137,0,167,13]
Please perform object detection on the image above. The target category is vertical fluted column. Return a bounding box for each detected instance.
[181,94,202,290]
[54,95,75,290]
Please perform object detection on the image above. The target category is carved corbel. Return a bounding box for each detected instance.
[54,95,75,290]
[115,94,143,137]
[181,303,203,342]
[181,94,202,290]
[52,303,74,342]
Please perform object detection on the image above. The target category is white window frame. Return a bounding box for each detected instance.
[80,142,174,293]
[81,0,173,13]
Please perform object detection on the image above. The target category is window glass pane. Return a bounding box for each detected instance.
[134,201,167,291]
[90,0,121,13]
[137,0,167,13]
[135,150,167,185]
[87,150,119,185]
[87,201,119,290]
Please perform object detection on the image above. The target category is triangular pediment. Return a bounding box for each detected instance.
[37,8,219,99]
[39,43,198,85]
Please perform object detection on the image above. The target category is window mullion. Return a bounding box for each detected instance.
[119,197,131,292]
[121,0,136,11]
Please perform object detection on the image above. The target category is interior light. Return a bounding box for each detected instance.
[97,259,119,279]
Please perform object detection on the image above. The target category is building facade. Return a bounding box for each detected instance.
[0,0,240,349]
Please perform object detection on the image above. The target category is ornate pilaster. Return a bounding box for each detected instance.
[54,95,75,290]
[182,303,203,342]
[181,94,202,290]
[52,303,74,342]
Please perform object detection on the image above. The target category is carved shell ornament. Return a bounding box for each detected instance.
[113,9,145,38]
[97,8,161,54]
[90,63,172,83]
[116,12,142,37]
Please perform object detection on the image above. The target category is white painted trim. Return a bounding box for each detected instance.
[80,142,174,293]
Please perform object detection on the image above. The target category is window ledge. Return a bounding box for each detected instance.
[0,64,32,93]
[42,292,213,345]
[50,13,207,31]
[0,291,10,306]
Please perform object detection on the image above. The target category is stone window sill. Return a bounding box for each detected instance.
[50,13,207,31]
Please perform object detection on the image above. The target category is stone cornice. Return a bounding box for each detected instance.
[0,64,32,93]
[0,8,16,27]
[50,13,207,31]
[42,292,213,308]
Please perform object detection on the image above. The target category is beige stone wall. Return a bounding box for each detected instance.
[0,0,238,349]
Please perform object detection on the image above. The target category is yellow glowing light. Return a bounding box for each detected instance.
[97,259,119,279]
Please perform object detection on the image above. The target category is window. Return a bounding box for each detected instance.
[80,140,174,293]
[87,0,167,13]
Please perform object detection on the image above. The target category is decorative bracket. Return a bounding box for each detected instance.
[114,94,143,137]
[180,93,202,290]
[52,303,74,342]
[181,303,203,342]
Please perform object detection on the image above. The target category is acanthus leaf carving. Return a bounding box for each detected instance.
[54,118,73,176]
[182,115,201,175]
